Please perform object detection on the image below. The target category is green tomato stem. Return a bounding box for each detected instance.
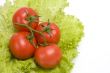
[16,23,48,46]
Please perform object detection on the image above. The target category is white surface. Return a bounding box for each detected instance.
[0,0,5,6]
[65,0,110,73]
[0,0,110,73]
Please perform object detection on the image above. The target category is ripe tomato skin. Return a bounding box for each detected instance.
[12,7,39,31]
[35,22,60,44]
[9,32,36,60]
[34,44,62,69]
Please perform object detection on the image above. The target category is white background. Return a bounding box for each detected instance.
[0,0,110,73]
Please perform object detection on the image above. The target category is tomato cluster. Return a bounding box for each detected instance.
[9,7,62,69]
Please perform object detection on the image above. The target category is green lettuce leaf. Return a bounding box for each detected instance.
[0,0,84,73]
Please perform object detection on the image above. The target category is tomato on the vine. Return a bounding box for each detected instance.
[35,22,60,44]
[9,32,36,60]
[12,7,39,31]
[34,44,62,69]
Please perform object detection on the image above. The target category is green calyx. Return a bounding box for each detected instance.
[25,15,40,23]
[27,30,37,48]
[24,9,40,23]
[42,20,52,36]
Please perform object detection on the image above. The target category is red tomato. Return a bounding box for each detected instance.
[35,22,60,44]
[12,7,39,31]
[9,32,36,60]
[34,44,62,69]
